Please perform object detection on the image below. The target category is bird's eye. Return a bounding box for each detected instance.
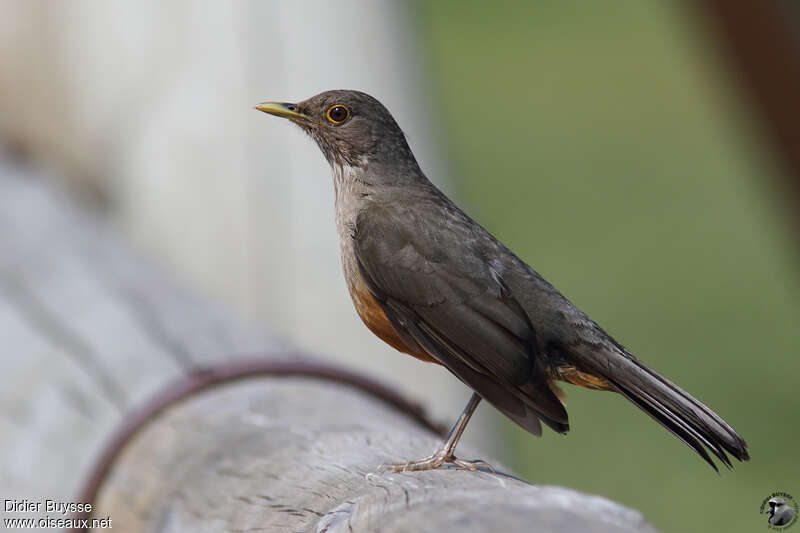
[326,105,350,124]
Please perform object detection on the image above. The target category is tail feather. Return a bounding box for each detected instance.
[613,379,729,471]
[577,346,749,469]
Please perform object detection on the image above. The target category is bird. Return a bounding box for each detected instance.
[255,89,750,472]
[767,498,795,526]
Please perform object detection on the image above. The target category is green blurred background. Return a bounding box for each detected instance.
[418,1,799,532]
[1,1,795,530]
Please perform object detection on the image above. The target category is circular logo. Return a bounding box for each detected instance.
[760,492,798,529]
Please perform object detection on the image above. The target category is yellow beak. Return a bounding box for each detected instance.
[253,102,308,121]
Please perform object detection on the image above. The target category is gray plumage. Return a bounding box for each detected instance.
[257,89,749,470]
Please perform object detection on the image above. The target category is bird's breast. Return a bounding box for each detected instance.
[336,217,437,365]
[343,255,438,365]
[332,169,437,364]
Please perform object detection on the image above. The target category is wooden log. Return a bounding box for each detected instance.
[93,377,656,533]
[0,154,658,532]
[0,153,280,498]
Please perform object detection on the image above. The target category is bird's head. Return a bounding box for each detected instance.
[255,90,417,172]
[770,498,786,510]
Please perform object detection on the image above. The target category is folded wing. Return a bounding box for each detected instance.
[354,203,568,435]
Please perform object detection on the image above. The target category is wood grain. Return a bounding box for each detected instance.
[95,378,656,533]
[0,154,658,532]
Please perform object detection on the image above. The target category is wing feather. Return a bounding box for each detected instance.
[354,203,568,434]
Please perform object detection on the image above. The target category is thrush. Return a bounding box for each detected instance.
[255,90,749,472]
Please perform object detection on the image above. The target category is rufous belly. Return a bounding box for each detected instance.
[347,275,438,364]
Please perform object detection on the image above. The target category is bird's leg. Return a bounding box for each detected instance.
[379,392,493,472]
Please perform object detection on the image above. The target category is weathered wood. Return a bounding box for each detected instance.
[94,378,656,533]
[0,154,281,499]
[0,155,658,532]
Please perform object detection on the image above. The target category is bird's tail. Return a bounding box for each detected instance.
[575,346,749,470]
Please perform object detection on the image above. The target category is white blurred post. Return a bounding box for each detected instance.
[0,0,494,449]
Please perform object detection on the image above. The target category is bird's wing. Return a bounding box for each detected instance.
[354,202,567,434]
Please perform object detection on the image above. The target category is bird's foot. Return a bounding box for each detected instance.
[377,450,494,473]
[377,393,491,473]
[452,457,495,472]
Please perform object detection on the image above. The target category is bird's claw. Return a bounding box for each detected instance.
[377,452,494,473]
[452,457,495,472]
